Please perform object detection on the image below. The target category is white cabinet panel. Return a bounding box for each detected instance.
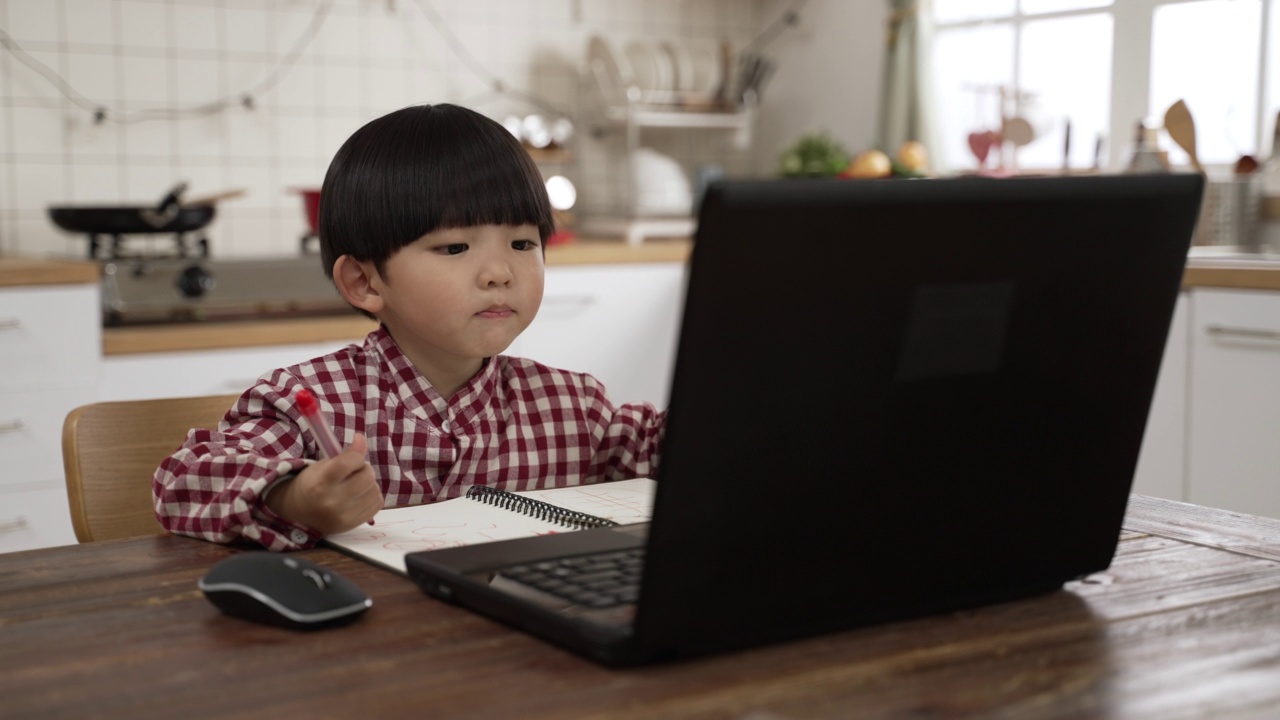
[0,487,76,553]
[1188,288,1280,518]
[512,263,686,407]
[0,281,98,554]
[0,284,100,389]
[100,340,353,401]
[0,385,97,489]
[1132,292,1189,501]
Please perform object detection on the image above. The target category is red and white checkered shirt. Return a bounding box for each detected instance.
[153,326,666,550]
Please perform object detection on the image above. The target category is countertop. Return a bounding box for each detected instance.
[7,240,1280,355]
[0,257,99,286]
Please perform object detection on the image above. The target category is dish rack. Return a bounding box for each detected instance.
[1195,177,1262,251]
[580,35,757,244]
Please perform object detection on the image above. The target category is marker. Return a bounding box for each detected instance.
[295,387,374,525]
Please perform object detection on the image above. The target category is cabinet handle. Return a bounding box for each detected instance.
[0,317,20,330]
[0,516,28,534]
[0,420,25,434]
[1206,325,1280,342]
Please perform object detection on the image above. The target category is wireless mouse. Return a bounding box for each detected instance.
[198,552,372,630]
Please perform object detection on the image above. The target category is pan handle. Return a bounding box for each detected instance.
[139,182,188,228]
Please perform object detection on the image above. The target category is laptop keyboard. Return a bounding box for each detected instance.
[501,548,644,608]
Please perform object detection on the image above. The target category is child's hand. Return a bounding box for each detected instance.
[265,433,384,535]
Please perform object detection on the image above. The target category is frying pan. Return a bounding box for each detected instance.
[47,185,246,235]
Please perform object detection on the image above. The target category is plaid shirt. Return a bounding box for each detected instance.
[153,326,666,551]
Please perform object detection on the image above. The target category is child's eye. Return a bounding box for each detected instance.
[512,239,539,251]
[438,243,468,255]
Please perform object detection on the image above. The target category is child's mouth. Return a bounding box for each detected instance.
[477,306,513,319]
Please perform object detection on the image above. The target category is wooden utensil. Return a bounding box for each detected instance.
[1163,99,1203,173]
[182,188,247,206]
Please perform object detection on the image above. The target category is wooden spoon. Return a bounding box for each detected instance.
[1163,99,1203,173]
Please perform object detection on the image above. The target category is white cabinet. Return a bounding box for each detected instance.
[100,340,356,401]
[1187,288,1280,518]
[509,262,686,407]
[99,262,689,410]
[0,283,100,553]
[1132,292,1189,501]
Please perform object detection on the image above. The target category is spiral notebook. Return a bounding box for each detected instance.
[324,478,656,574]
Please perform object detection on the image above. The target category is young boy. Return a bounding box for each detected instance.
[153,104,666,551]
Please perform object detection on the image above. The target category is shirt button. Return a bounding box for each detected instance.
[290,529,308,544]
[442,422,451,433]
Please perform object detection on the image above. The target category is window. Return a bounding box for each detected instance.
[930,0,1274,173]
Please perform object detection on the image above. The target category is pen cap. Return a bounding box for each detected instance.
[296,388,320,415]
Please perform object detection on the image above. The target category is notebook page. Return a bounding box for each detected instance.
[325,478,657,574]
[512,478,656,525]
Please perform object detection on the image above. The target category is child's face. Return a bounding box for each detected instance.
[374,223,544,374]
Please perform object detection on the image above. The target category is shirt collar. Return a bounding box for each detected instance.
[370,325,498,429]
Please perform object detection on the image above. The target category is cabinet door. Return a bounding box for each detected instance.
[1131,292,1188,501]
[0,487,76,553]
[100,341,355,401]
[0,284,100,389]
[512,263,686,407]
[1188,288,1280,518]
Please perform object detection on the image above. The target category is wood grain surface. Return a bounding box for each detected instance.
[2,496,1279,719]
[0,257,99,286]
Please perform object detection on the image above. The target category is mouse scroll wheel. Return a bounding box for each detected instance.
[301,568,329,589]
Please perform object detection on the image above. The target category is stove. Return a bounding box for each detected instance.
[101,256,351,326]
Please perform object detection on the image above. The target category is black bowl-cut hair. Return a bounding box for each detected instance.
[318,103,554,287]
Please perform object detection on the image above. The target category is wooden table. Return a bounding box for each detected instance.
[3,496,1280,719]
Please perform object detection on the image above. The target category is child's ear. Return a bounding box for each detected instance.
[332,255,385,315]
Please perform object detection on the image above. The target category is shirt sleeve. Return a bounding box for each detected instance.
[580,375,667,483]
[151,371,323,550]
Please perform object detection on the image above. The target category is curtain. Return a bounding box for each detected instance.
[877,0,942,172]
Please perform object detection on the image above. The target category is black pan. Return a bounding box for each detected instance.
[48,204,215,235]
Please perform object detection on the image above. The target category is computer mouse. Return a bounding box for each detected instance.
[198,552,372,630]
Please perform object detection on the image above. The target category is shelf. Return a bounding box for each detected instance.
[597,105,753,130]
[578,216,696,246]
[525,147,573,164]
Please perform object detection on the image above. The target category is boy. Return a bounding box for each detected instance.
[153,104,666,551]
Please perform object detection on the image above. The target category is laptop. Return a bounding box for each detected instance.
[405,173,1205,667]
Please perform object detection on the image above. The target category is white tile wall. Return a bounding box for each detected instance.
[0,0,769,258]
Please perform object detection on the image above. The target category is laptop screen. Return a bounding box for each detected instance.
[632,174,1203,658]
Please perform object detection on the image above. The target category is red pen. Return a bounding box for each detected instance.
[295,387,375,525]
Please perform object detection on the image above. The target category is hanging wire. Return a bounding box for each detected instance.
[740,0,810,56]
[0,0,332,123]
[406,0,567,117]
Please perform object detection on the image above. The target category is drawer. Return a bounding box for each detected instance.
[0,284,101,389]
[0,486,77,554]
[0,384,97,489]
[100,340,352,401]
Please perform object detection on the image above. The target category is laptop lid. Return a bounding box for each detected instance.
[628,173,1203,661]
[407,173,1204,666]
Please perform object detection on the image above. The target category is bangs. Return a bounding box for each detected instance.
[319,104,555,277]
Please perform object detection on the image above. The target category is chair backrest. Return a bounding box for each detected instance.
[61,394,240,543]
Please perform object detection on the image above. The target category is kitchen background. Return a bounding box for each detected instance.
[5,1,1280,551]
[0,0,886,258]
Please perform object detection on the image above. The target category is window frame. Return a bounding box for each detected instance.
[931,0,1277,170]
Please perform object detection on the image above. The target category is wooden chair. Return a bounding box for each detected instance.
[61,394,240,542]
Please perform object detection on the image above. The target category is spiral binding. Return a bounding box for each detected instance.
[465,485,620,530]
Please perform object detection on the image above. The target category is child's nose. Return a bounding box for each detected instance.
[480,260,513,287]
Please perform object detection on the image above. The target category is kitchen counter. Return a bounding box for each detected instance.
[101,238,695,355]
[0,257,98,286]
[1183,254,1280,291]
[62,240,1280,356]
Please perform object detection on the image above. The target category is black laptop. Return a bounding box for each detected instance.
[406,173,1205,666]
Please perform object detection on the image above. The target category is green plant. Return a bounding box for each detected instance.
[779,131,850,178]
